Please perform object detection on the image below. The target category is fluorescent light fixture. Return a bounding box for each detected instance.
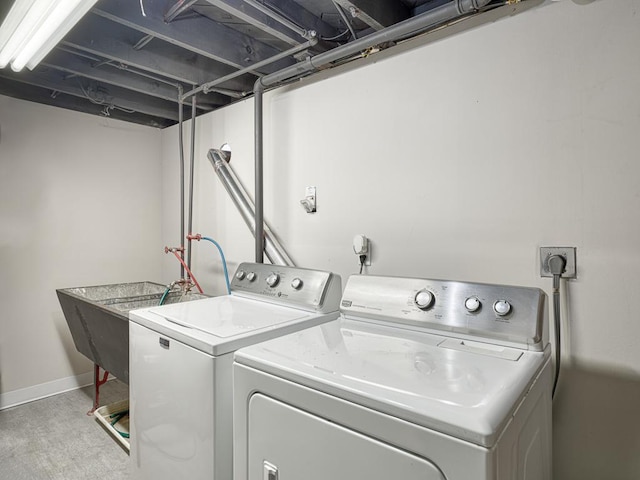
[0,0,98,72]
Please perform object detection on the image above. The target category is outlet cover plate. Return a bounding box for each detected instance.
[359,242,372,267]
[540,247,577,278]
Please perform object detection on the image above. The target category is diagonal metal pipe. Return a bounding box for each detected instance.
[165,0,199,23]
[208,149,294,266]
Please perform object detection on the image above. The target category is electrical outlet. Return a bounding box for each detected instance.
[353,234,371,266]
[540,247,577,278]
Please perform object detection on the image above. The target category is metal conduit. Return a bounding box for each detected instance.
[254,82,264,263]
[252,0,493,262]
[187,94,197,272]
[259,0,492,87]
[177,86,185,279]
[207,149,294,266]
[181,37,318,101]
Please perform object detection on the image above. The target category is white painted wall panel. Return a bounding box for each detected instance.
[0,97,162,399]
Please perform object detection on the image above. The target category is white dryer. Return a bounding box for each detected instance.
[128,262,341,480]
[234,274,552,480]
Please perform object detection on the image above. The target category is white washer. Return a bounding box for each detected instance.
[234,274,553,480]
[128,262,341,480]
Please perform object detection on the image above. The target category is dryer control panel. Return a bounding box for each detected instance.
[231,263,342,314]
[340,275,547,351]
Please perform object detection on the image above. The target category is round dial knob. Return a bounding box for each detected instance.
[235,270,246,280]
[266,273,280,288]
[465,296,481,312]
[493,300,512,316]
[291,278,303,290]
[414,289,435,310]
[246,272,256,282]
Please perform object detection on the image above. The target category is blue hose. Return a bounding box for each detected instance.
[159,286,171,305]
[201,236,231,294]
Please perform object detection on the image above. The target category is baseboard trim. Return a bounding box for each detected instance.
[0,371,95,411]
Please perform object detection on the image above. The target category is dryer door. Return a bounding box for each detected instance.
[248,394,446,480]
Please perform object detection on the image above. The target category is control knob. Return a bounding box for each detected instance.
[266,273,280,288]
[493,300,512,316]
[465,296,481,313]
[235,270,246,280]
[291,278,303,290]
[414,289,435,310]
[246,272,256,282]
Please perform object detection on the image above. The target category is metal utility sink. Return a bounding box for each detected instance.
[57,282,208,385]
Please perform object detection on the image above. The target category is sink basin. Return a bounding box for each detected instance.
[57,282,208,384]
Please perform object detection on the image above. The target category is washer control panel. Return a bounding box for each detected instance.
[340,275,547,350]
[231,262,342,314]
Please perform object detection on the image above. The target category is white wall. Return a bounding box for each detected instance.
[161,0,640,477]
[0,96,162,407]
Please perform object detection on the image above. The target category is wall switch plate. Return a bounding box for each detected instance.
[540,247,577,278]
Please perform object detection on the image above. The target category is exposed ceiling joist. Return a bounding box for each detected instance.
[202,0,305,46]
[62,15,252,90]
[0,77,174,127]
[334,0,409,30]
[41,49,223,108]
[0,68,194,121]
[92,0,294,74]
[165,0,199,22]
[268,0,343,40]
[0,0,514,128]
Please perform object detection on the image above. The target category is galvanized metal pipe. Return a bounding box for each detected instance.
[177,86,185,279]
[257,0,492,88]
[187,94,197,272]
[181,37,318,101]
[207,149,294,266]
[254,80,264,263]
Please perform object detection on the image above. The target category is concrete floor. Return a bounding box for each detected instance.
[0,380,130,480]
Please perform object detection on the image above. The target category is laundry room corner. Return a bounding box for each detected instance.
[0,96,163,408]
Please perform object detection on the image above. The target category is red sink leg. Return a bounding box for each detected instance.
[87,363,110,415]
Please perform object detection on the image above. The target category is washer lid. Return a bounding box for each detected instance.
[129,296,332,356]
[235,317,550,447]
[149,296,308,337]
